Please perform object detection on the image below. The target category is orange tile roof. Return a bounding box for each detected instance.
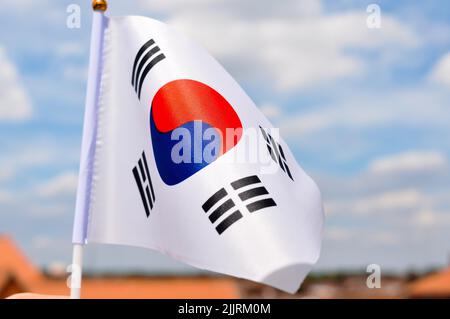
[0,235,42,284]
[0,235,239,299]
[30,277,239,299]
[408,267,450,298]
[0,270,8,290]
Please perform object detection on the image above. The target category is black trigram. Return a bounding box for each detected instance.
[231,175,277,212]
[131,38,166,99]
[259,126,293,181]
[202,175,277,235]
[132,151,156,218]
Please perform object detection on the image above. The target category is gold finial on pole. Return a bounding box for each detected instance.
[92,0,108,12]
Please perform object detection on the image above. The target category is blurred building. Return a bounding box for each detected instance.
[238,275,408,298]
[408,267,450,298]
[3,234,450,299]
[0,235,238,298]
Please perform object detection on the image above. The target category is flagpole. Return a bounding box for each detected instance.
[70,0,108,299]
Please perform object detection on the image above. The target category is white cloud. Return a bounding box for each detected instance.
[411,209,450,228]
[21,202,73,217]
[324,227,399,245]
[259,103,281,120]
[0,169,13,182]
[139,0,323,18]
[319,150,450,269]
[368,232,399,245]
[280,99,393,136]
[0,0,47,12]
[324,226,353,241]
[0,47,32,121]
[357,189,427,213]
[0,190,12,203]
[31,234,54,249]
[326,189,429,216]
[318,150,449,213]
[56,42,85,57]
[139,0,418,91]
[368,151,447,175]
[36,172,78,198]
[429,52,450,87]
[63,66,88,82]
[0,139,80,181]
[279,87,450,138]
[0,147,54,178]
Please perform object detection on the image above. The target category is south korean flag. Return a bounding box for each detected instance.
[73,16,324,293]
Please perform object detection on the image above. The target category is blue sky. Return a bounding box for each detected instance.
[1,0,450,275]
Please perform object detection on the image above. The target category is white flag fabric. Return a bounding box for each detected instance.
[73,15,324,293]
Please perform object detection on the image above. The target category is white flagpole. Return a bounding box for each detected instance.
[70,0,108,299]
[70,244,84,299]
